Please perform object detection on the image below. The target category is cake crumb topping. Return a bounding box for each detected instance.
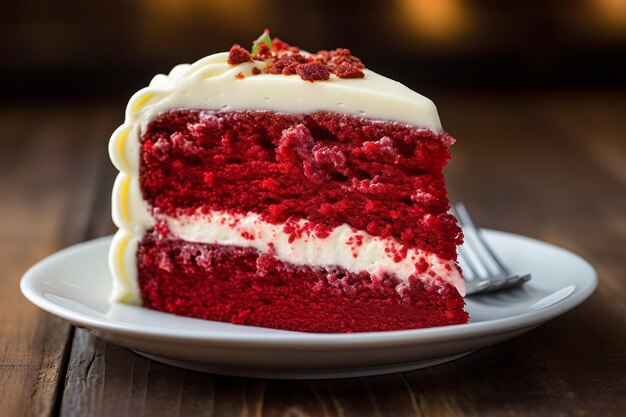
[226,44,252,65]
[296,62,330,82]
[227,29,365,82]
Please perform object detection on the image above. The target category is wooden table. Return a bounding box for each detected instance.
[2,91,625,416]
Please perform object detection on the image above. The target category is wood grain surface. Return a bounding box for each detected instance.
[1,92,624,417]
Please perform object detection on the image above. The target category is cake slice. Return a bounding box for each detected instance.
[109,31,467,332]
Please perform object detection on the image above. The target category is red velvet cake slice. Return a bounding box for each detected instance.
[109,32,467,332]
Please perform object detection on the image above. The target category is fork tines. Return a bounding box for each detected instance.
[451,203,531,296]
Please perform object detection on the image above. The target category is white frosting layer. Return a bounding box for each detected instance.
[108,49,459,304]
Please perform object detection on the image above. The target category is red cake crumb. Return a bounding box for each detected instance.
[272,37,298,53]
[296,63,330,82]
[254,42,272,60]
[137,235,468,333]
[227,44,251,65]
[316,48,364,67]
[346,235,364,258]
[140,109,462,260]
[334,62,365,79]
[227,30,367,82]
[282,218,332,242]
[240,231,255,240]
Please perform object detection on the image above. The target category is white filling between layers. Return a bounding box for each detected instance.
[165,210,463,296]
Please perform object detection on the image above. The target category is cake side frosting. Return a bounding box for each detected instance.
[108,43,460,305]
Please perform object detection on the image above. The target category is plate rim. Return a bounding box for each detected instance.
[20,230,597,349]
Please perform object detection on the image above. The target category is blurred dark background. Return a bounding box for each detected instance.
[2,0,626,101]
[2,5,626,413]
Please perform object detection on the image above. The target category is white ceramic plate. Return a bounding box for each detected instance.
[21,230,596,379]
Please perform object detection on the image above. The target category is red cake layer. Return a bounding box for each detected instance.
[140,110,462,259]
[137,233,468,333]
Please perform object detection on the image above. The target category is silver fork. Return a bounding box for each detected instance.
[451,202,531,295]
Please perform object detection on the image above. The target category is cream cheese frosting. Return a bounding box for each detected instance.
[108,50,458,304]
[167,210,463,292]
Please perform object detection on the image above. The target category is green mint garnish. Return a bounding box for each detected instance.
[251,29,272,56]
